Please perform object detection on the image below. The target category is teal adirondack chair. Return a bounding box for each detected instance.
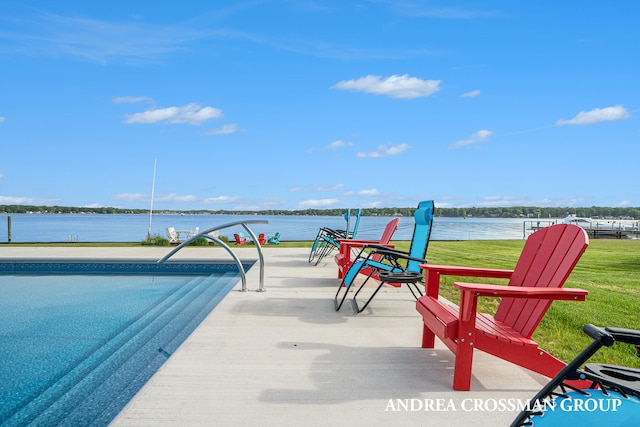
[267,232,281,245]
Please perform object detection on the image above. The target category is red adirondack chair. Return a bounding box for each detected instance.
[233,233,247,246]
[334,218,400,279]
[416,224,589,391]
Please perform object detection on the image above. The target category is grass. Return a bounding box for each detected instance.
[389,239,640,368]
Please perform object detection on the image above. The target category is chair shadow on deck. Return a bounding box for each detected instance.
[256,341,547,405]
[259,343,454,403]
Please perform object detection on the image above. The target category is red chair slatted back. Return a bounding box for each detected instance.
[494,224,589,338]
[379,218,400,244]
[372,218,400,261]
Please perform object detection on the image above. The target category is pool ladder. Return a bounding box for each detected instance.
[157,220,268,292]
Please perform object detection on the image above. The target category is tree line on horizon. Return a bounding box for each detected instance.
[1,204,638,220]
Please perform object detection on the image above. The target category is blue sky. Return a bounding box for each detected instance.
[1,1,638,211]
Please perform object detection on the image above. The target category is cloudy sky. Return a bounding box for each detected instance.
[1,1,638,210]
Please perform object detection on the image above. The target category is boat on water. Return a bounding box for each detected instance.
[562,215,640,239]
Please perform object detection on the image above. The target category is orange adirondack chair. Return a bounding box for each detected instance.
[334,218,401,279]
[233,233,247,245]
[416,223,589,391]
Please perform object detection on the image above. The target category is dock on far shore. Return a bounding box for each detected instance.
[524,217,640,239]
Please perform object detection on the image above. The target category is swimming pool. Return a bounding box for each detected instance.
[0,259,248,426]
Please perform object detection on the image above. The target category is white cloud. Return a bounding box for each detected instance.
[204,195,240,203]
[154,193,198,203]
[113,96,153,104]
[207,124,238,135]
[556,105,630,126]
[112,192,198,203]
[290,184,344,193]
[450,129,493,149]
[332,74,441,99]
[298,198,340,208]
[475,196,525,207]
[461,196,587,208]
[311,184,344,192]
[0,195,59,204]
[343,189,381,196]
[112,193,148,201]
[357,143,411,158]
[260,198,285,208]
[0,116,6,123]
[226,198,285,211]
[460,89,481,98]
[124,103,223,125]
[327,140,353,150]
[365,201,384,208]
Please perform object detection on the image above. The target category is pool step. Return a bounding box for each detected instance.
[6,272,239,426]
[77,272,240,426]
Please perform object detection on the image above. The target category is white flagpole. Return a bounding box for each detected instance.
[148,158,157,238]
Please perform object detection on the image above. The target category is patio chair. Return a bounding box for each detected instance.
[309,208,362,265]
[308,209,354,263]
[267,232,281,245]
[233,233,247,245]
[334,217,400,279]
[257,233,267,245]
[334,200,434,313]
[513,324,640,426]
[186,227,199,239]
[166,227,179,244]
[416,223,589,390]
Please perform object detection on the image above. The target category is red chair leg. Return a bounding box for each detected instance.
[453,341,474,391]
[421,324,435,348]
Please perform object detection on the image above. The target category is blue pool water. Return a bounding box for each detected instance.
[0,261,246,426]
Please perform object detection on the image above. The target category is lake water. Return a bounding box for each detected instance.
[0,213,536,243]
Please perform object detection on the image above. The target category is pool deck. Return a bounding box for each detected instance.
[0,246,549,426]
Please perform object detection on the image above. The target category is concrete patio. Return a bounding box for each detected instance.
[0,246,550,426]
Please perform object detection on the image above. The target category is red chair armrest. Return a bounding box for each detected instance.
[420,264,513,279]
[337,239,394,248]
[455,282,588,324]
[454,282,588,300]
[420,264,513,300]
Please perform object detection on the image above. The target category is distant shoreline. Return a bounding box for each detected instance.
[1,205,638,220]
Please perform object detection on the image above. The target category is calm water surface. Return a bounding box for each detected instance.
[0,214,537,243]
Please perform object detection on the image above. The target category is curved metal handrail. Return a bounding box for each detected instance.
[157,220,268,292]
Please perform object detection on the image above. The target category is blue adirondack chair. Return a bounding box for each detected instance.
[267,232,281,245]
[334,200,434,313]
[308,208,362,265]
